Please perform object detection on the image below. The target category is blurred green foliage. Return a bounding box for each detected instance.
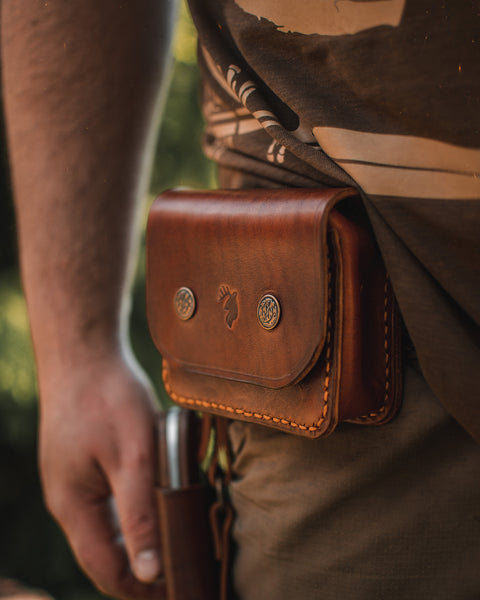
[0,5,214,598]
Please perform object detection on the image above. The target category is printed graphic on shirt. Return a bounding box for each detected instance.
[202,51,289,164]
[234,0,406,36]
[313,127,480,199]
[204,98,290,165]
[202,48,320,166]
[202,48,301,130]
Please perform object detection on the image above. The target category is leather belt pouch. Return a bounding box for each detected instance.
[146,188,402,438]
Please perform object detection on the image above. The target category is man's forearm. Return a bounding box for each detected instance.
[1,0,176,381]
[2,4,178,595]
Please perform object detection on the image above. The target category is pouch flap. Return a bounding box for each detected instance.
[146,188,355,389]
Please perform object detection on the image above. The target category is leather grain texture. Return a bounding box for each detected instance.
[156,485,217,600]
[147,188,402,438]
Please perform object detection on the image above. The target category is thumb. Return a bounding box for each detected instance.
[111,453,162,583]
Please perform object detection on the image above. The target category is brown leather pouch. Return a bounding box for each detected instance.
[147,188,402,438]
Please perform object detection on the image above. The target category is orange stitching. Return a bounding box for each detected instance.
[383,279,390,409]
[356,277,391,421]
[162,263,334,433]
[321,265,333,413]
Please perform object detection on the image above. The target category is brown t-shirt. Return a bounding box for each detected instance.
[188,0,480,442]
[186,2,480,597]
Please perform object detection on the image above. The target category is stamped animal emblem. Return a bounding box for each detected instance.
[217,285,239,329]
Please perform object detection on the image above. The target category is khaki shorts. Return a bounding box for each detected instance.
[229,357,480,599]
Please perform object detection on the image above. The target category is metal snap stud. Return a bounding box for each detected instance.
[257,294,281,330]
[174,287,196,321]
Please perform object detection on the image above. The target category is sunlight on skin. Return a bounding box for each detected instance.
[0,7,199,410]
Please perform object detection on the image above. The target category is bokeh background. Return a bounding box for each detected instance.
[0,6,215,599]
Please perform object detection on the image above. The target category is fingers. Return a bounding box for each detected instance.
[37,357,165,598]
[63,493,166,600]
[110,447,163,584]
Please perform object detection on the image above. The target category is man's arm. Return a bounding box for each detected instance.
[1,2,177,598]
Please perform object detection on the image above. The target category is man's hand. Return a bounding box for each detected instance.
[39,353,165,600]
[1,1,177,597]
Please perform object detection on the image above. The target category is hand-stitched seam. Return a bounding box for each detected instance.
[356,277,390,421]
[162,263,333,434]
[322,264,332,422]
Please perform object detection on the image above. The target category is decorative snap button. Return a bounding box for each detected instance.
[174,287,196,321]
[257,294,281,330]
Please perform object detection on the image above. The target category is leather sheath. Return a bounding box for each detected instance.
[147,188,402,438]
[156,410,218,600]
[156,486,217,600]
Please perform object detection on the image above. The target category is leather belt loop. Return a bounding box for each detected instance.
[197,412,213,466]
[206,416,234,600]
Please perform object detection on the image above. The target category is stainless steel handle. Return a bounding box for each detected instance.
[165,406,183,489]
